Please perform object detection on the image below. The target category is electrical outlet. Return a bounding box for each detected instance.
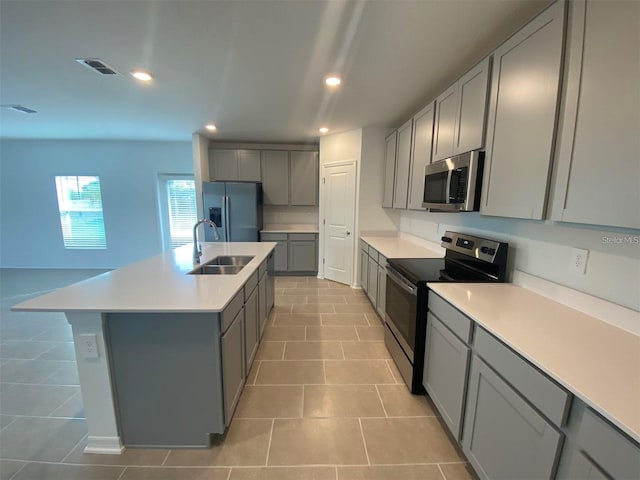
[79,334,99,359]
[570,248,589,275]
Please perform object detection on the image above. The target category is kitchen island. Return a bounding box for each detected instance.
[13,242,276,454]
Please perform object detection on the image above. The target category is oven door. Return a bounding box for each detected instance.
[384,266,418,360]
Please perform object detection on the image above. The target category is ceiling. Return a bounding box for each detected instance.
[0,0,550,143]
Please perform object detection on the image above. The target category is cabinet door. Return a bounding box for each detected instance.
[382,132,397,208]
[462,355,563,480]
[360,249,369,293]
[244,287,259,372]
[288,240,317,272]
[433,84,459,162]
[237,150,261,182]
[212,149,238,181]
[258,275,267,337]
[392,119,413,209]
[562,451,607,480]
[376,262,386,320]
[221,310,245,426]
[367,255,378,307]
[423,313,470,440]
[266,252,275,312]
[408,102,435,210]
[261,151,289,205]
[480,1,565,220]
[454,57,491,155]
[290,151,318,206]
[551,0,640,229]
[274,241,288,272]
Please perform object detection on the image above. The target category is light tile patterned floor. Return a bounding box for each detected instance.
[0,272,475,480]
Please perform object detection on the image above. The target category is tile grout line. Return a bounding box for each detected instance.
[437,463,448,480]
[60,433,88,463]
[374,385,389,418]
[301,384,305,418]
[358,418,371,466]
[48,390,82,418]
[339,341,346,360]
[264,418,275,466]
[322,359,327,384]
[225,466,232,480]
[384,360,399,384]
[7,461,27,480]
[116,466,128,480]
[160,449,172,466]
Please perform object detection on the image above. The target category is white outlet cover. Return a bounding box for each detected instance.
[79,333,99,359]
[570,247,589,275]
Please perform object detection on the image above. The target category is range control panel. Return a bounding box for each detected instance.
[441,231,506,263]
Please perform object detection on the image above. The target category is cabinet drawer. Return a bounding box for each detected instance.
[221,289,244,333]
[576,408,640,480]
[360,239,368,252]
[378,253,387,266]
[258,259,267,279]
[244,271,258,300]
[289,233,316,241]
[475,327,571,426]
[261,233,287,241]
[428,293,472,343]
[367,245,379,261]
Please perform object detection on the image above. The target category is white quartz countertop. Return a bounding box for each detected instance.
[13,242,276,313]
[428,282,640,443]
[261,224,319,233]
[360,235,444,259]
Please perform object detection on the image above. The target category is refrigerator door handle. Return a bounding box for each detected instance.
[224,195,231,240]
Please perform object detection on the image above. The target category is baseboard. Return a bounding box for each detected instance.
[84,435,124,455]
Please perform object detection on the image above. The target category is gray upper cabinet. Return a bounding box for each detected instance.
[237,150,261,182]
[290,151,318,206]
[480,0,565,220]
[433,84,459,162]
[454,57,491,155]
[382,132,397,208]
[261,151,290,205]
[392,119,413,209]
[408,102,435,210]
[462,355,563,480]
[551,0,640,229]
[211,149,238,181]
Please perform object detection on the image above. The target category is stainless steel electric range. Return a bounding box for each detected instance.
[384,231,508,393]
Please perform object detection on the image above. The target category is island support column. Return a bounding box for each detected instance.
[66,312,124,454]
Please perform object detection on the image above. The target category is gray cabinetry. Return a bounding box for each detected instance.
[261,151,290,206]
[288,234,318,272]
[211,149,261,182]
[382,132,397,208]
[454,57,490,155]
[408,102,435,210]
[266,251,275,312]
[551,0,640,229]
[360,243,369,292]
[261,233,288,272]
[221,306,245,426]
[367,254,378,306]
[376,255,387,319]
[433,84,458,162]
[258,272,267,336]
[211,149,238,181]
[462,354,563,480]
[244,285,259,373]
[290,151,318,206]
[423,312,470,440]
[237,150,261,181]
[480,0,565,220]
[392,119,413,209]
[564,451,607,480]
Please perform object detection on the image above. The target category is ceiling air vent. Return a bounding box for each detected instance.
[0,104,38,114]
[76,58,119,75]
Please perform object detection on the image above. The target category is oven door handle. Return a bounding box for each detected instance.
[387,268,418,296]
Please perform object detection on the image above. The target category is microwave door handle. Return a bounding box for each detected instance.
[445,169,453,204]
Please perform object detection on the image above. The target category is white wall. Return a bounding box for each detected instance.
[398,210,640,311]
[0,139,193,269]
[264,206,318,225]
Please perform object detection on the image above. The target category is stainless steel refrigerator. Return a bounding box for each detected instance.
[202,182,263,242]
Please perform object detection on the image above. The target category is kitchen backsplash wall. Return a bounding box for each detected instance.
[263,206,318,225]
[398,210,640,312]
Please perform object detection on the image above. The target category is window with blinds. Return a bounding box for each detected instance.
[55,176,107,249]
[165,178,197,248]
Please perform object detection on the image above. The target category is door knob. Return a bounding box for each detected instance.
[346,231,351,236]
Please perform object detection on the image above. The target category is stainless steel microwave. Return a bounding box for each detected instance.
[422,151,484,212]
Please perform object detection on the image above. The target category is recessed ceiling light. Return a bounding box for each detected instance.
[319,127,330,134]
[205,124,217,131]
[131,70,153,82]
[325,76,341,87]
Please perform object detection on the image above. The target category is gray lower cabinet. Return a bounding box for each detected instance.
[423,313,470,440]
[258,270,267,337]
[376,258,386,319]
[367,254,378,306]
[563,451,607,480]
[221,307,245,427]
[266,252,275,312]
[288,240,316,272]
[462,354,563,480]
[244,286,259,373]
[261,233,288,272]
[360,245,369,293]
[261,233,318,274]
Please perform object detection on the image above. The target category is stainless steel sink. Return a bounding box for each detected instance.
[188,255,254,275]
[206,255,254,266]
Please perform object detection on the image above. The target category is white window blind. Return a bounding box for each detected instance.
[55,176,107,249]
[166,179,197,248]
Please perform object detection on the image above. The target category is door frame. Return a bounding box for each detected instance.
[319,160,358,285]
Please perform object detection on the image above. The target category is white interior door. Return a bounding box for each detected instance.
[322,162,356,285]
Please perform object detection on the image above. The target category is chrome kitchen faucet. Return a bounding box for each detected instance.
[193,219,221,263]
